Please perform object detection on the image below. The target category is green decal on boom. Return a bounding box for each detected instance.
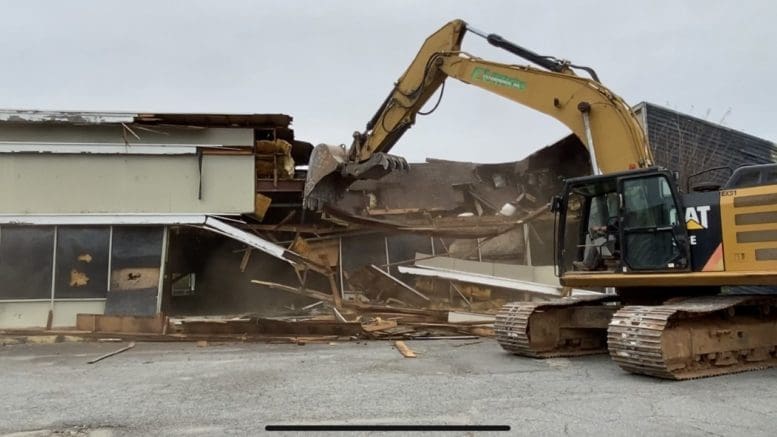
[471,67,526,90]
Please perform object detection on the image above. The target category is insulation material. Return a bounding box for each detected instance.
[110,267,160,291]
[254,193,272,220]
[255,139,295,179]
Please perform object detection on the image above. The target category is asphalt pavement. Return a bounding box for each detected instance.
[1,339,776,436]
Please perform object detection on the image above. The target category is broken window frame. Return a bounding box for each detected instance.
[54,226,111,299]
[0,225,167,311]
[0,225,55,300]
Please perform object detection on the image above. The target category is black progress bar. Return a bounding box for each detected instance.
[266,425,510,431]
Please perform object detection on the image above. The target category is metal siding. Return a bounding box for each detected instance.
[0,154,255,214]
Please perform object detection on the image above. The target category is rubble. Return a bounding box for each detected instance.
[322,139,589,237]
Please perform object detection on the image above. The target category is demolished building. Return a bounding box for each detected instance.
[1,103,773,335]
[0,109,331,329]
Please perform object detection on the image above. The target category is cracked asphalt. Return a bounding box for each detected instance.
[1,339,776,436]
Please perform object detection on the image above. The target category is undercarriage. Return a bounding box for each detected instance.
[495,294,777,379]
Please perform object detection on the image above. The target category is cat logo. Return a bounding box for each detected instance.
[685,205,711,230]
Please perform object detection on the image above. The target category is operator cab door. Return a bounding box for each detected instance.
[617,172,690,272]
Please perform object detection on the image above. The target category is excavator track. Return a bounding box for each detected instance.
[608,295,777,380]
[495,295,618,358]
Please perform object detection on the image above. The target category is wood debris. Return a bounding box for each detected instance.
[394,340,416,358]
[87,342,135,364]
[361,318,398,333]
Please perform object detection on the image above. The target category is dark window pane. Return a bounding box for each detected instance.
[0,226,54,300]
[110,226,163,291]
[55,227,110,299]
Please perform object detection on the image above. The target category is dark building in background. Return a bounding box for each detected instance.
[634,102,777,191]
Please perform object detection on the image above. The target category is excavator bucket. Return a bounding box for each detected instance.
[303,144,409,210]
[303,144,349,211]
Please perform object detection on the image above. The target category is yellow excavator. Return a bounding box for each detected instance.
[304,19,777,379]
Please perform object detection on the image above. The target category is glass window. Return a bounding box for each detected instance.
[621,176,682,270]
[622,177,678,230]
[110,227,163,291]
[0,226,54,300]
[54,227,110,299]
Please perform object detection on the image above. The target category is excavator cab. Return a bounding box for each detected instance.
[554,168,690,276]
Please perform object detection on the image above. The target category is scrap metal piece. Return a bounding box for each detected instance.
[370,265,430,302]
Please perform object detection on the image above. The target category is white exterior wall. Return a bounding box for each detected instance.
[0,154,255,215]
[52,301,106,328]
[0,300,109,329]
[0,301,50,329]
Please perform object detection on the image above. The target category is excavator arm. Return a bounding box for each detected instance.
[304,19,653,209]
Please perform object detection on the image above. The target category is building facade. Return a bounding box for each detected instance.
[0,110,309,328]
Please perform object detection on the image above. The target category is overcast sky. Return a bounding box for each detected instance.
[1,0,774,163]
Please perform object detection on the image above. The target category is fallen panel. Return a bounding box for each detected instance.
[414,253,558,285]
[397,265,599,297]
[201,216,330,273]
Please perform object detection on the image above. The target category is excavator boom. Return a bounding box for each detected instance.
[303,19,652,209]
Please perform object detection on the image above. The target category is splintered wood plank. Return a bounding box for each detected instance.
[394,340,416,358]
[87,342,135,364]
[361,319,398,333]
